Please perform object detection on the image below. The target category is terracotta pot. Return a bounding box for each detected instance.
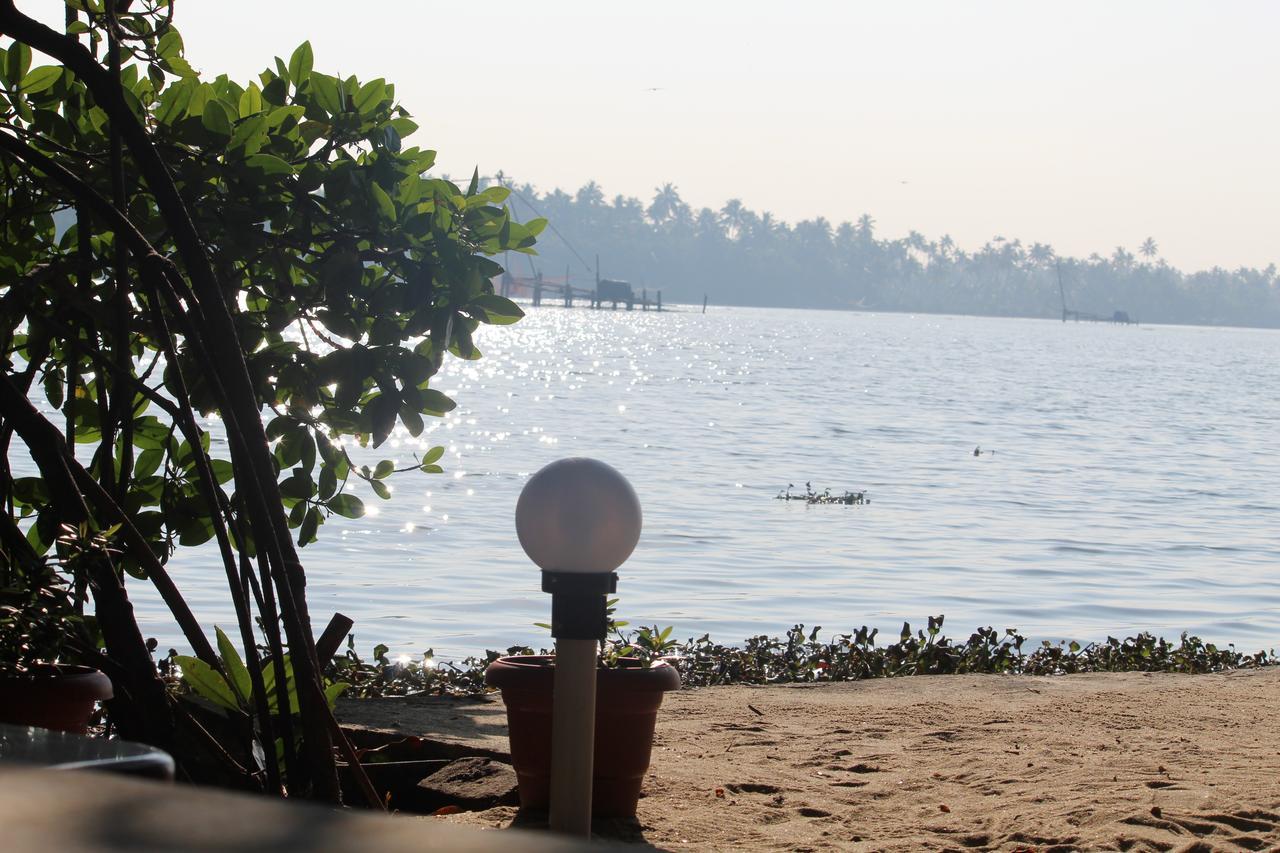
[0,665,113,734]
[485,654,680,817]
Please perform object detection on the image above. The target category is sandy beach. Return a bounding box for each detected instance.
[343,667,1280,851]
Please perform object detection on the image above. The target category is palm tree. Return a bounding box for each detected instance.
[647,183,683,225]
[856,213,875,240]
[719,198,747,240]
[1139,237,1158,261]
[1029,242,1056,267]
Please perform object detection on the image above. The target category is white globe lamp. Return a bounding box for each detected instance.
[516,457,642,574]
[515,457,642,838]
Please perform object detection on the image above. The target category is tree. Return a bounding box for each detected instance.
[647,182,684,226]
[720,197,746,240]
[1140,237,1159,261]
[0,0,536,801]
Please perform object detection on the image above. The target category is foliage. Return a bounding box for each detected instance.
[1,18,534,570]
[603,623,680,668]
[326,638,535,699]
[0,523,102,676]
[169,626,345,716]
[332,615,1275,699]
[497,178,1280,328]
[675,615,1275,685]
[0,1,532,801]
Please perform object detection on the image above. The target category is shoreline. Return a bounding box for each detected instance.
[329,621,1278,699]
[350,668,1280,851]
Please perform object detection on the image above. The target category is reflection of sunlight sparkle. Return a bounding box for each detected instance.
[365,505,380,517]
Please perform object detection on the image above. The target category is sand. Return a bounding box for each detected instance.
[423,668,1280,851]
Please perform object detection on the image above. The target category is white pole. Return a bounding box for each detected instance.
[549,637,598,836]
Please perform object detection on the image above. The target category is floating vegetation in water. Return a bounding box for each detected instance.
[776,482,867,504]
[328,614,1275,698]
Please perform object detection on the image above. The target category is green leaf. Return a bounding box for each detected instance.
[323,681,349,710]
[327,494,366,519]
[400,407,424,437]
[471,294,524,325]
[244,153,296,176]
[298,506,320,546]
[238,83,264,118]
[25,511,58,556]
[418,389,456,416]
[5,43,31,85]
[161,55,197,79]
[174,655,239,711]
[367,392,399,447]
[421,446,445,465]
[276,425,311,467]
[157,30,184,60]
[279,469,315,500]
[420,464,443,474]
[42,367,64,409]
[308,73,343,116]
[371,182,396,224]
[215,627,252,703]
[19,66,62,94]
[352,79,385,116]
[318,465,337,500]
[201,98,233,136]
[371,479,390,500]
[373,459,395,479]
[261,654,298,715]
[288,42,314,88]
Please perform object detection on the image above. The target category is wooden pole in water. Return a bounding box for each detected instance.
[657,290,662,312]
[702,294,708,314]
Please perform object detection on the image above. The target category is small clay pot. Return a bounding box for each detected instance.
[0,665,113,733]
[485,654,680,817]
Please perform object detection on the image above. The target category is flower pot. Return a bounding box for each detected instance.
[484,654,680,817]
[0,665,113,734]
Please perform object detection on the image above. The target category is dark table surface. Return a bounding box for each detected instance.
[0,722,175,780]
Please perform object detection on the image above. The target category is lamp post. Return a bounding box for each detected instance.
[515,457,642,837]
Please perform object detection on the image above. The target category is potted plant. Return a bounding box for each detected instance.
[485,623,681,817]
[0,525,111,733]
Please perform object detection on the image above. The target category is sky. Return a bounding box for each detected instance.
[27,1,1280,271]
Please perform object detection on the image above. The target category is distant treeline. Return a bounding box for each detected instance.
[493,179,1280,328]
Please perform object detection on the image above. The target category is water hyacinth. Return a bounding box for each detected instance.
[325,615,1276,698]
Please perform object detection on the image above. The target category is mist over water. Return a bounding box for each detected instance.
[131,306,1280,658]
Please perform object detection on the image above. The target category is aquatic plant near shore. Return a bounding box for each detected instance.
[776,483,868,505]
[326,615,1275,698]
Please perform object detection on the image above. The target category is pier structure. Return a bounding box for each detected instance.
[497,270,663,311]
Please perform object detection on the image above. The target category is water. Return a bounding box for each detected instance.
[128,307,1280,658]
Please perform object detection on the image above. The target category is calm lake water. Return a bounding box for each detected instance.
[129,306,1280,658]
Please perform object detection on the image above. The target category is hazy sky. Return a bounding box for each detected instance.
[31,1,1280,270]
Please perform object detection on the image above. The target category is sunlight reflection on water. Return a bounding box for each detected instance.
[125,306,1280,657]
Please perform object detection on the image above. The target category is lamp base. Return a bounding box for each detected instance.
[541,571,618,640]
